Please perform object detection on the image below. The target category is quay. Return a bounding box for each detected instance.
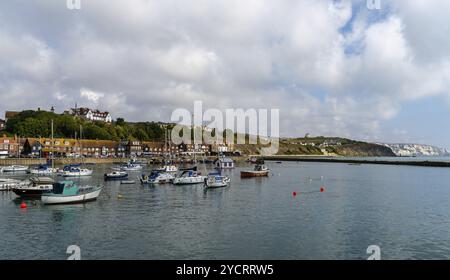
[263,155,450,168]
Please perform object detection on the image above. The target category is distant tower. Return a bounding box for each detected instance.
[50,106,55,113]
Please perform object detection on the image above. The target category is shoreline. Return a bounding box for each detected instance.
[263,155,450,168]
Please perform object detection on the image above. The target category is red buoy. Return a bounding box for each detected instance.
[320,187,325,193]
[292,191,297,197]
[20,202,27,209]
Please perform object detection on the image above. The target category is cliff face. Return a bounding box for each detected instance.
[236,138,396,157]
[379,143,450,157]
[330,143,397,157]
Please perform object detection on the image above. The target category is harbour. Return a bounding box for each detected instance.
[2,160,450,259]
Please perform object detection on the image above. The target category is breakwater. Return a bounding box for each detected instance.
[263,156,450,168]
[0,158,127,166]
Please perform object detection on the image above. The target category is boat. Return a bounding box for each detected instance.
[0,165,28,173]
[62,167,93,177]
[41,181,102,205]
[240,164,270,178]
[121,163,142,171]
[140,171,175,184]
[104,171,128,180]
[0,178,24,191]
[173,170,206,185]
[120,180,136,185]
[29,164,58,175]
[154,165,178,173]
[178,166,197,171]
[204,172,231,189]
[12,177,54,198]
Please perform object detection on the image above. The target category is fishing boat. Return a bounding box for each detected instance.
[240,164,270,178]
[104,171,128,180]
[12,177,54,198]
[204,172,231,189]
[0,165,28,173]
[140,171,175,184]
[173,170,206,185]
[41,181,102,205]
[29,164,58,175]
[62,167,93,177]
[0,178,24,191]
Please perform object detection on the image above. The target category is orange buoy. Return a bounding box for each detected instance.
[20,202,27,209]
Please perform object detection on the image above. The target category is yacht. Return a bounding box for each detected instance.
[1,165,29,173]
[140,171,175,184]
[173,170,206,185]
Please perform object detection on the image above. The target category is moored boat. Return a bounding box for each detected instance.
[0,178,24,191]
[29,165,58,175]
[12,177,54,198]
[104,171,128,180]
[240,164,270,178]
[173,170,206,185]
[140,171,175,184]
[41,181,102,205]
[63,167,93,177]
[204,172,231,189]
[154,165,178,173]
[1,165,29,173]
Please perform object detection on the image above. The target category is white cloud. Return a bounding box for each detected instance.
[0,0,450,145]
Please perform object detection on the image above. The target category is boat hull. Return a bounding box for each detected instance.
[240,171,269,178]
[173,176,206,185]
[41,188,102,205]
[12,189,46,198]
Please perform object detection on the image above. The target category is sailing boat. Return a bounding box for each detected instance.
[173,144,206,185]
[29,120,58,175]
[63,125,93,177]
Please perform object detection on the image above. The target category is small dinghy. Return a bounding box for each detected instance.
[41,181,102,205]
[120,180,136,185]
[104,171,128,180]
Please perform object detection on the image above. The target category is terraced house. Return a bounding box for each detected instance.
[22,138,119,157]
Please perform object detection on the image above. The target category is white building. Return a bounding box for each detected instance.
[69,107,112,123]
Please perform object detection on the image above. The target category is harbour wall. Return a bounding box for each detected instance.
[263,155,450,168]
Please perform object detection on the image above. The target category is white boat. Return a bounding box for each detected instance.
[1,165,29,173]
[204,173,231,188]
[173,170,206,185]
[63,168,93,177]
[0,178,24,191]
[140,171,175,184]
[12,177,54,197]
[41,181,102,205]
[155,165,178,173]
[119,163,142,171]
[104,171,128,180]
[29,165,58,175]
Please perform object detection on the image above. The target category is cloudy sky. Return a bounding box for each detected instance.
[1,0,450,147]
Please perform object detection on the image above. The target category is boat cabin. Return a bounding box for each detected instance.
[215,157,234,169]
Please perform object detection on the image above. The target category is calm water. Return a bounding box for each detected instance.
[1,161,450,260]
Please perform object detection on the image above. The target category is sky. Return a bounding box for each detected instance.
[0,0,450,148]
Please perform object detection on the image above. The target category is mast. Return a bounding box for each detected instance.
[51,119,54,169]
